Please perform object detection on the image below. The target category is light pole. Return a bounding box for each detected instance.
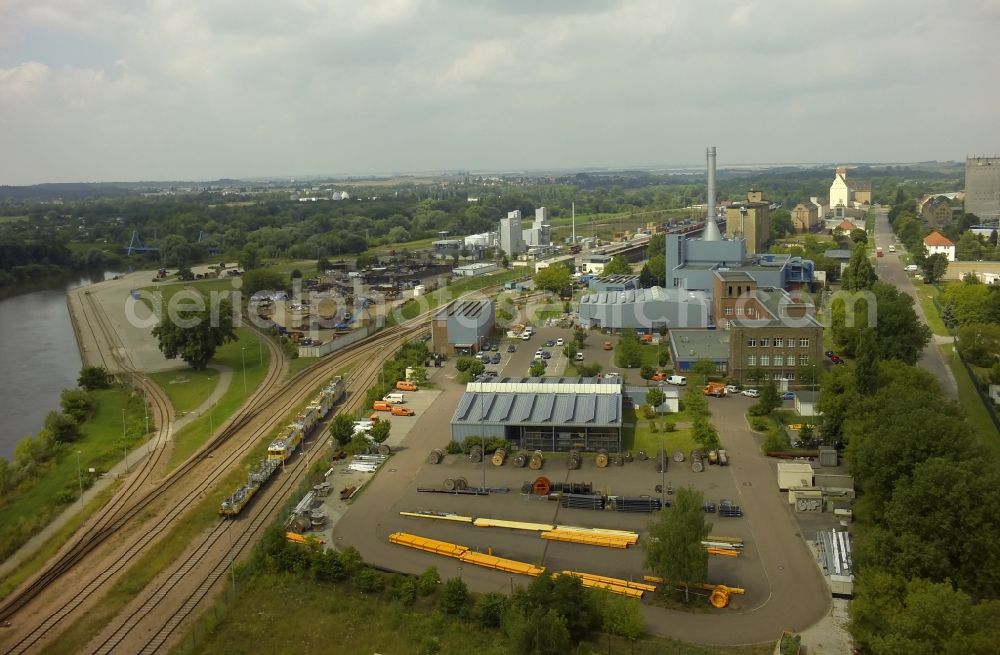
[121,409,129,473]
[258,339,263,368]
[76,450,84,506]
[241,347,247,395]
[481,395,486,492]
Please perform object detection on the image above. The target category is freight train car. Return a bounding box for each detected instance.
[222,376,347,516]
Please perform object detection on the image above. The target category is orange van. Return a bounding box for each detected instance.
[396,380,418,391]
[390,406,415,417]
[603,341,613,351]
[373,401,393,412]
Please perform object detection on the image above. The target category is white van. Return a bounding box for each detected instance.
[383,393,405,404]
[666,375,687,386]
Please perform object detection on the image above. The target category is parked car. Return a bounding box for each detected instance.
[574,352,585,361]
[781,391,795,400]
[535,349,544,358]
[556,338,564,346]
[603,372,620,379]
[741,388,761,398]
[725,384,740,394]
[491,354,501,364]
[507,344,516,353]
[650,371,667,382]
[521,332,531,340]
[483,370,498,377]
[541,350,551,359]
[665,375,687,386]
[830,354,843,364]
[905,264,919,272]
[544,339,555,347]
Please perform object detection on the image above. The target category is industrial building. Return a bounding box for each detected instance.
[430,299,495,356]
[577,286,711,331]
[450,377,623,452]
[966,156,1000,220]
[668,281,824,386]
[522,207,551,248]
[829,166,871,211]
[725,189,771,255]
[587,275,640,293]
[500,211,526,256]
[580,253,611,274]
[452,262,498,277]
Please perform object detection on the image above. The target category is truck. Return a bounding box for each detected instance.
[703,382,727,397]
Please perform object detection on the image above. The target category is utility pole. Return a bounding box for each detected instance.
[121,409,129,473]
[241,347,247,395]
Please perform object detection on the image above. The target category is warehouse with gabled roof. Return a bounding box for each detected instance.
[450,377,622,452]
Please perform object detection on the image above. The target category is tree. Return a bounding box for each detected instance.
[850,571,1000,655]
[691,417,720,450]
[409,365,428,384]
[858,458,1000,596]
[602,255,631,276]
[529,361,546,377]
[60,388,96,423]
[689,358,717,384]
[562,344,578,361]
[646,387,666,410]
[159,234,193,268]
[533,265,572,296]
[316,256,331,272]
[956,323,1000,367]
[242,269,287,298]
[369,420,391,444]
[940,280,994,326]
[854,328,880,395]
[576,363,602,377]
[417,566,441,596]
[44,411,80,443]
[850,228,868,244]
[238,242,261,271]
[746,366,765,384]
[921,252,948,284]
[615,330,642,368]
[841,243,877,291]
[476,592,511,629]
[329,414,355,447]
[770,209,792,240]
[640,365,655,380]
[78,366,111,390]
[955,231,984,261]
[176,266,195,281]
[505,608,572,655]
[152,298,238,371]
[756,381,781,414]
[511,573,601,638]
[645,487,710,601]
[600,593,645,647]
[440,577,469,615]
[869,283,931,364]
[290,268,303,279]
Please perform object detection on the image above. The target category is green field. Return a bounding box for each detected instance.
[941,344,1000,459]
[175,572,772,655]
[623,407,697,455]
[0,386,147,571]
[913,284,949,336]
[163,329,271,471]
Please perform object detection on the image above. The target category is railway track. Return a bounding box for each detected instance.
[0,297,440,653]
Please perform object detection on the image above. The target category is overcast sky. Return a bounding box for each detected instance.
[1,1,998,185]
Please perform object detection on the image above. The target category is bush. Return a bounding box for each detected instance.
[662,419,676,432]
[762,428,789,453]
[445,441,463,455]
[78,366,111,390]
[640,365,655,380]
[440,577,469,615]
[393,578,418,606]
[354,567,385,593]
[417,566,441,596]
[476,592,511,628]
[749,417,769,432]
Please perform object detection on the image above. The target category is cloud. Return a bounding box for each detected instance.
[0,0,999,183]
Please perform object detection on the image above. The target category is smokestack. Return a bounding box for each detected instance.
[702,146,722,241]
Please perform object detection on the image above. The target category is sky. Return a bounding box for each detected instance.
[1,0,998,185]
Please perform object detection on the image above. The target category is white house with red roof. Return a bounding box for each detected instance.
[923,231,955,261]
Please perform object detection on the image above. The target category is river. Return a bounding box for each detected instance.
[0,273,117,461]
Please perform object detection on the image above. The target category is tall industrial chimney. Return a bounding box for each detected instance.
[702,146,722,241]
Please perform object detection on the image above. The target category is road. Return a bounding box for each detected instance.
[871,207,958,399]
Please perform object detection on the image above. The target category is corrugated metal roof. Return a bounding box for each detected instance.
[451,391,622,427]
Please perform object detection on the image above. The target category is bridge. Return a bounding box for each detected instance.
[598,221,708,262]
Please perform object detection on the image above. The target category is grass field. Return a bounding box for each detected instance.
[624,407,697,454]
[0,386,147,569]
[163,329,271,471]
[913,284,949,336]
[941,343,1000,459]
[175,572,773,655]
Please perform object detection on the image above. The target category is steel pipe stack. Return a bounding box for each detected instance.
[560,493,606,510]
[611,497,663,513]
[550,481,593,494]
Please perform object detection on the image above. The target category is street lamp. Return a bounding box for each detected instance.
[76,450,84,505]
[241,347,247,395]
[121,409,129,473]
